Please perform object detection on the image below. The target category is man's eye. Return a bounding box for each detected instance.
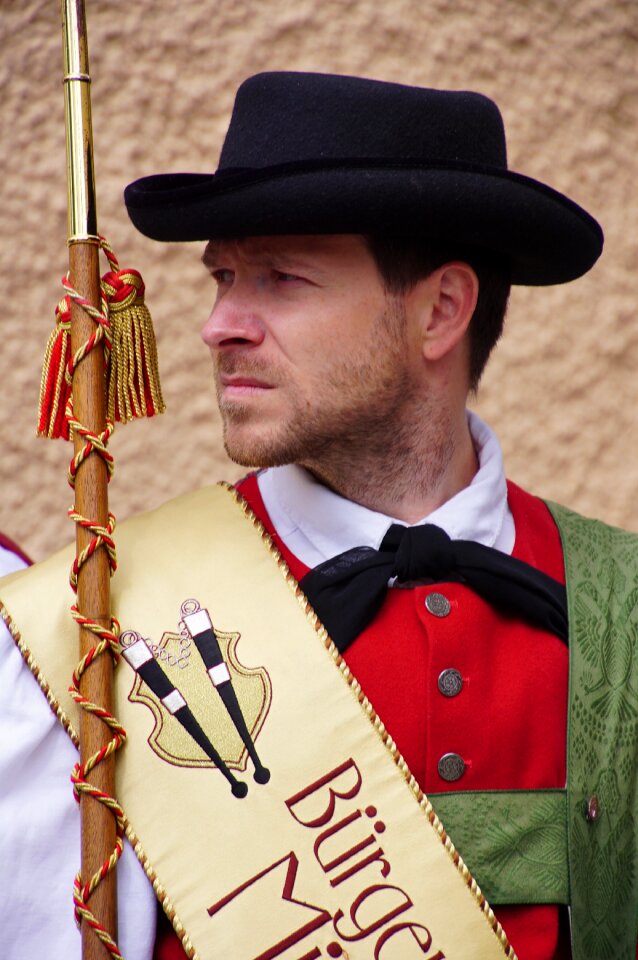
[275,271,302,283]
[212,269,234,285]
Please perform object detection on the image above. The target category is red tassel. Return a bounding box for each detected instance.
[37,295,73,440]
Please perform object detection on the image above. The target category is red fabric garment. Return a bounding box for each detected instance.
[0,532,32,567]
[154,473,572,960]
[153,911,184,960]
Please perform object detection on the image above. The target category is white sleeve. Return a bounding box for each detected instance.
[0,616,157,960]
[0,545,28,577]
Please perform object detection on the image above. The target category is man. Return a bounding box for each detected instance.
[1,72,636,960]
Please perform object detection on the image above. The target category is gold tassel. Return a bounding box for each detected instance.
[37,242,165,441]
[100,268,165,425]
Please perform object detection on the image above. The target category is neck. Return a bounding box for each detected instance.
[301,404,478,523]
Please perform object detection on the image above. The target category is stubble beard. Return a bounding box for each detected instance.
[216,299,455,507]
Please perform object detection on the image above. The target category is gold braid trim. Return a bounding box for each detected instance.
[0,601,80,746]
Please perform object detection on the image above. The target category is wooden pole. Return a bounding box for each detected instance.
[62,2,117,956]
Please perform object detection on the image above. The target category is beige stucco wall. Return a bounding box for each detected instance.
[1,0,636,561]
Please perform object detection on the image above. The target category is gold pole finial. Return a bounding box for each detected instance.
[62,0,99,243]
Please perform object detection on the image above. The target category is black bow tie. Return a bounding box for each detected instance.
[300,523,568,653]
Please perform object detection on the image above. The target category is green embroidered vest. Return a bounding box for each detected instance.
[430,503,638,959]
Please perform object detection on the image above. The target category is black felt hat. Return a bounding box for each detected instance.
[124,71,603,286]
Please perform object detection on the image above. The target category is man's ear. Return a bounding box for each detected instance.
[414,262,478,362]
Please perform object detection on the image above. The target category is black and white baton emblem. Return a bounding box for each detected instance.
[122,600,271,799]
[181,606,271,786]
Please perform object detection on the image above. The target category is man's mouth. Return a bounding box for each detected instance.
[219,373,274,396]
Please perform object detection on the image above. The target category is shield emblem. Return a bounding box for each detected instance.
[122,599,272,776]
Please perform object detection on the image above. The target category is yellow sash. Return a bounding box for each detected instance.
[1,484,515,960]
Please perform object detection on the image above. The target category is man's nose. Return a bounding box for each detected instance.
[201,294,266,349]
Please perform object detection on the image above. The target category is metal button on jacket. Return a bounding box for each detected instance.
[438,668,463,697]
[425,592,451,617]
[438,752,466,782]
[585,795,601,822]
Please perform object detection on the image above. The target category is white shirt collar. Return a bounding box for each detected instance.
[257,411,514,569]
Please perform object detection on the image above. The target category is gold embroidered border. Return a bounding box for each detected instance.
[125,828,198,960]
[1,601,79,747]
[224,481,517,960]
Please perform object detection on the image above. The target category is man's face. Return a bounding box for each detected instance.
[201,234,424,470]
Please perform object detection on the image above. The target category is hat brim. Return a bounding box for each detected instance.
[124,161,603,286]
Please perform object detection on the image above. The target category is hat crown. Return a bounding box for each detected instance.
[219,72,507,171]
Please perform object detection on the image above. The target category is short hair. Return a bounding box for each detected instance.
[363,235,511,390]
